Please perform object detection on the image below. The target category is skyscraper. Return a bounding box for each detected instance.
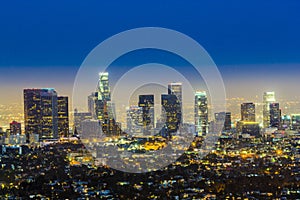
[126,106,143,135]
[57,96,69,138]
[24,88,58,142]
[98,72,111,101]
[88,92,97,119]
[215,112,231,131]
[168,82,182,122]
[241,103,256,122]
[269,103,281,128]
[95,72,120,136]
[263,92,276,128]
[138,94,154,134]
[9,121,21,135]
[73,109,92,136]
[195,91,208,136]
[161,94,181,136]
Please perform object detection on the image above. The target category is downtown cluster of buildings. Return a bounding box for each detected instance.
[1,73,300,147]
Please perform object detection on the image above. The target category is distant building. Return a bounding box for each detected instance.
[126,106,143,135]
[73,109,92,136]
[281,115,291,129]
[241,103,255,122]
[98,72,111,101]
[10,121,21,135]
[215,112,231,131]
[88,92,97,119]
[269,103,281,128]
[195,91,208,136]
[24,88,58,142]
[263,92,276,128]
[161,94,181,136]
[291,114,300,131]
[168,82,183,122]
[58,96,69,138]
[81,119,102,139]
[237,121,260,137]
[138,95,155,135]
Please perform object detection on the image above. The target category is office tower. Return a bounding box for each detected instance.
[98,72,111,101]
[215,112,231,131]
[241,103,256,122]
[88,92,97,119]
[263,92,276,128]
[195,91,208,136]
[81,119,102,139]
[161,94,181,136]
[237,121,260,137]
[9,121,21,135]
[94,72,121,135]
[281,115,291,129]
[138,95,155,134]
[168,82,182,121]
[24,88,58,142]
[269,103,281,128]
[73,109,92,135]
[126,106,143,135]
[291,114,300,131]
[57,96,69,138]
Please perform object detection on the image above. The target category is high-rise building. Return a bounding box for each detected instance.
[195,91,208,136]
[138,94,154,134]
[98,72,111,101]
[24,88,58,142]
[9,121,21,135]
[168,83,182,122]
[94,72,121,136]
[215,112,231,131]
[269,103,281,128]
[57,96,69,138]
[126,106,143,135]
[241,103,256,122]
[161,94,181,136]
[291,114,300,131]
[73,109,92,136]
[263,92,276,128]
[88,92,97,119]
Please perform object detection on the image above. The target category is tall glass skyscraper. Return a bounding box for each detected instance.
[98,72,111,101]
[195,91,208,136]
[138,94,154,135]
[57,96,69,138]
[161,94,181,136]
[241,102,256,122]
[269,103,281,128]
[24,88,58,142]
[263,92,276,128]
[168,82,182,122]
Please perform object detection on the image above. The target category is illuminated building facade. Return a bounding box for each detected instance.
[126,106,143,135]
[57,96,69,138]
[24,88,58,142]
[9,121,21,135]
[269,102,281,128]
[241,103,256,122]
[263,92,276,128]
[161,94,181,136]
[291,114,300,131]
[168,82,182,122]
[98,72,111,101]
[215,112,231,131]
[195,91,208,136]
[88,92,97,119]
[73,109,92,135]
[138,94,154,134]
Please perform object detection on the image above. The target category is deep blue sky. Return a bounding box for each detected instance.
[1,0,300,104]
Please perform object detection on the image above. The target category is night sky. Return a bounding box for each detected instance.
[1,0,300,105]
